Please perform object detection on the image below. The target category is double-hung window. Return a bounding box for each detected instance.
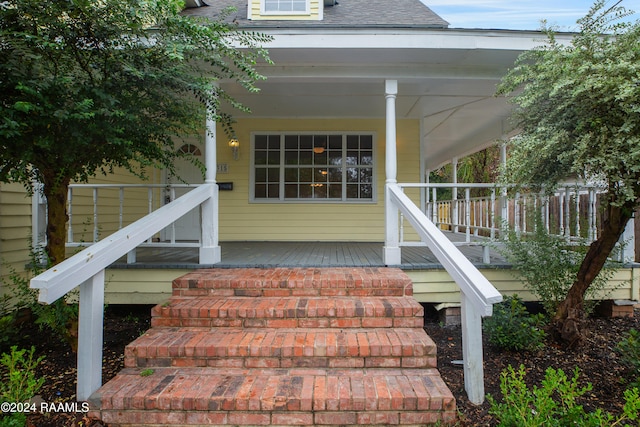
[252,133,375,202]
[263,0,308,13]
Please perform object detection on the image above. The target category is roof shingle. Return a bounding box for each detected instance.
[182,0,449,29]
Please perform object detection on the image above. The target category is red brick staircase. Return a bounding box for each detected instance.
[89,268,456,426]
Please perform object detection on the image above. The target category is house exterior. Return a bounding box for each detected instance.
[2,0,639,305]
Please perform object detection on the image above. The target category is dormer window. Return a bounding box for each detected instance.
[263,0,309,14]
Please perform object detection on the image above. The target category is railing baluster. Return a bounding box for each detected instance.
[575,187,581,239]
[514,191,521,236]
[465,188,471,243]
[147,188,153,244]
[490,189,496,240]
[93,187,99,242]
[67,187,74,243]
[564,187,571,241]
[589,188,597,241]
[119,187,124,230]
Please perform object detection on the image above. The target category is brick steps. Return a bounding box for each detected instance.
[91,367,453,426]
[89,268,456,426]
[151,296,424,328]
[125,327,437,369]
[171,267,413,298]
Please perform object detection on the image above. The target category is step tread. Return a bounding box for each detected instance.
[172,267,413,297]
[153,296,423,319]
[124,328,437,369]
[90,367,455,413]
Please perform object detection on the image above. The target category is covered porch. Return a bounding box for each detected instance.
[110,238,506,269]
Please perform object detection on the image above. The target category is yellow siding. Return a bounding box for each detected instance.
[104,269,189,304]
[249,0,321,20]
[103,267,640,306]
[217,118,420,242]
[0,183,32,297]
[408,267,640,304]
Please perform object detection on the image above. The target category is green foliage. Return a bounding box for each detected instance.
[496,214,619,317]
[0,413,27,427]
[0,0,271,262]
[0,346,45,403]
[497,0,640,203]
[1,246,78,350]
[140,368,155,377]
[483,295,546,352]
[617,329,640,388]
[488,364,640,426]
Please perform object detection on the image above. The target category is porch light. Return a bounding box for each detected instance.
[228,137,240,160]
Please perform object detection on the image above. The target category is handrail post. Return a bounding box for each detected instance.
[460,291,485,405]
[200,184,221,264]
[77,270,105,401]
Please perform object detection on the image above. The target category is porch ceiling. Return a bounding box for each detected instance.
[220,29,561,170]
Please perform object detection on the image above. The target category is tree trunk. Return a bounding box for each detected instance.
[552,202,633,346]
[42,175,70,266]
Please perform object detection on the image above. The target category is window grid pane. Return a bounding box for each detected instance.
[264,0,307,12]
[254,133,373,202]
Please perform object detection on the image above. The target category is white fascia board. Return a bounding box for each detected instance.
[256,28,571,51]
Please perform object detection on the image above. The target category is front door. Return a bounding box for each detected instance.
[165,144,204,241]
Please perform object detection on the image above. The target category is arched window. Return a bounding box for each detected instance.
[178,144,202,156]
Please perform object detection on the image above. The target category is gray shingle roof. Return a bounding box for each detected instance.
[182,0,449,29]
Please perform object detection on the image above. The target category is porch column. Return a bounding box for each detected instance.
[383,80,401,265]
[199,100,221,264]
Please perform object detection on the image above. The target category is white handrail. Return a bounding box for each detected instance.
[31,185,213,303]
[30,184,217,401]
[386,183,503,405]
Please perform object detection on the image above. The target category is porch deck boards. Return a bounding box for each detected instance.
[112,233,507,269]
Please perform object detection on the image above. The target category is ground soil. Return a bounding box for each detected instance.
[0,304,638,426]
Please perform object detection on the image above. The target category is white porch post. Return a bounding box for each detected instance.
[619,215,635,263]
[452,157,459,233]
[76,270,105,401]
[199,102,221,264]
[500,141,508,225]
[460,291,485,405]
[383,80,401,265]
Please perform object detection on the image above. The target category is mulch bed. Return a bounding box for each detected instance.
[0,304,638,426]
[424,305,640,426]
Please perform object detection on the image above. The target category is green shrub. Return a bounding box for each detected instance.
[488,364,640,426]
[496,213,619,317]
[0,346,45,403]
[1,246,79,351]
[483,295,546,352]
[0,346,45,427]
[617,329,640,388]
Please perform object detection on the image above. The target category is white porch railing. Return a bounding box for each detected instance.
[385,183,503,404]
[397,182,614,263]
[63,184,204,263]
[30,184,221,401]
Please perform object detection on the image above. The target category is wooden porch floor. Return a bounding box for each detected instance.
[112,232,507,270]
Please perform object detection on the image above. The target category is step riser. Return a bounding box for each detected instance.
[173,288,410,297]
[153,297,423,319]
[171,268,414,298]
[151,317,423,328]
[96,409,456,426]
[128,356,436,369]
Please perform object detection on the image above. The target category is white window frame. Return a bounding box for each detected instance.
[261,0,310,15]
[250,132,377,204]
